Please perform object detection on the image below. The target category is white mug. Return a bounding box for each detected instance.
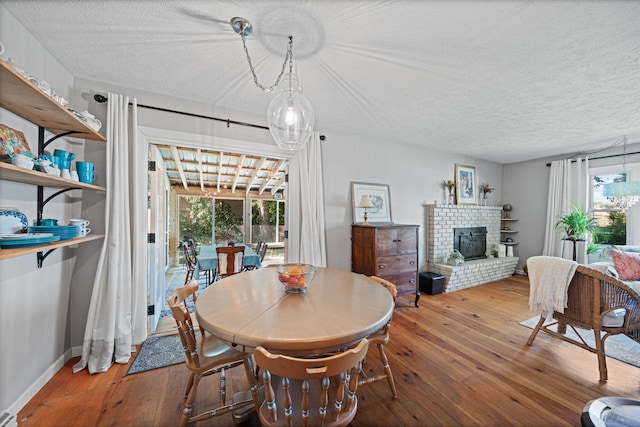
[61,169,71,180]
[70,219,90,237]
[70,171,79,181]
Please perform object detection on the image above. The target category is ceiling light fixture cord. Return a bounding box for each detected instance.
[239,33,293,93]
[568,135,628,159]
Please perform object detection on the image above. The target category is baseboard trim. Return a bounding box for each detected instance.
[71,344,83,358]
[0,411,17,427]
[7,349,71,418]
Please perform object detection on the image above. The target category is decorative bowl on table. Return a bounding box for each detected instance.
[276,264,317,294]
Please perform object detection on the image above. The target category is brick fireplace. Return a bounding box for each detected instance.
[425,204,518,292]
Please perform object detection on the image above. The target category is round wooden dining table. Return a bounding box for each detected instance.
[195,267,395,355]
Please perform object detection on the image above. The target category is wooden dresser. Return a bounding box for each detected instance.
[351,224,419,306]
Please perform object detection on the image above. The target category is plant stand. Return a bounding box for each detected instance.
[563,238,584,262]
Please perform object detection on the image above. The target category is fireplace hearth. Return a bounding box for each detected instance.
[426,205,518,292]
[454,227,487,261]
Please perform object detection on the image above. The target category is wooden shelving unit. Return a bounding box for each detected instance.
[500,218,519,246]
[0,59,107,265]
[0,162,106,191]
[0,61,106,142]
[0,235,105,261]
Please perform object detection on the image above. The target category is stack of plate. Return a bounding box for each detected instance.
[29,225,81,240]
[0,233,60,248]
[0,209,28,235]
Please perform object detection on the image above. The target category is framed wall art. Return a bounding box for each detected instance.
[351,182,393,224]
[455,164,477,205]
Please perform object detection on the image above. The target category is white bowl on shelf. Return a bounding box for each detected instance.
[86,118,102,131]
[12,154,34,170]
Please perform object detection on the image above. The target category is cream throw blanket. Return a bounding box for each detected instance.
[528,256,578,318]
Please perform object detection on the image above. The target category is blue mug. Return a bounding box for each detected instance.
[76,161,95,184]
[53,149,75,161]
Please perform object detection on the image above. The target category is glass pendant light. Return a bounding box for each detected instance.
[267,72,314,151]
[603,136,640,210]
[231,17,314,151]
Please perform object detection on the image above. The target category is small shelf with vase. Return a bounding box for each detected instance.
[500,207,519,251]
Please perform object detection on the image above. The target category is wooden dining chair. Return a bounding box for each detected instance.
[167,280,259,426]
[182,242,197,285]
[259,243,268,263]
[252,338,370,427]
[244,242,269,271]
[255,239,264,255]
[216,246,245,280]
[183,241,213,285]
[187,239,198,260]
[360,275,398,398]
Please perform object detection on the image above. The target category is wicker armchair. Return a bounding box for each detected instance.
[526,263,640,382]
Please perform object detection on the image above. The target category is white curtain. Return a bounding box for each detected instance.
[542,157,590,263]
[73,94,146,374]
[286,132,327,266]
[628,203,640,245]
[627,165,640,245]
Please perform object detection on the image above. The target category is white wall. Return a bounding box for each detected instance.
[321,129,505,271]
[0,3,95,413]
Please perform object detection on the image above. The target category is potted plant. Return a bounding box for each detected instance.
[447,249,464,266]
[587,243,601,264]
[554,205,596,241]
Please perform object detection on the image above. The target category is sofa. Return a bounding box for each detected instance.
[588,245,640,293]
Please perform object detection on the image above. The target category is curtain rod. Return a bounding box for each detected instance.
[545,151,640,167]
[93,94,326,140]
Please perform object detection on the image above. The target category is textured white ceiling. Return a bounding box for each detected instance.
[3,0,640,164]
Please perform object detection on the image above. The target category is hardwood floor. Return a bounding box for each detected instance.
[17,275,640,426]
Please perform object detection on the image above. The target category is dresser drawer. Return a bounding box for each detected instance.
[375,254,417,275]
[377,271,418,296]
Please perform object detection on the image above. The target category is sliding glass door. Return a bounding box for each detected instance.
[214,198,245,244]
[250,199,285,245]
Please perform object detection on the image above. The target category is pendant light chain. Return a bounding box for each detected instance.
[239,33,293,93]
[231,16,314,151]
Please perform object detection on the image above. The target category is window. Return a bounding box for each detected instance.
[178,195,213,246]
[214,198,244,244]
[250,199,285,245]
[591,167,627,245]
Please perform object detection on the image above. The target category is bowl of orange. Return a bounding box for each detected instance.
[276,264,317,293]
